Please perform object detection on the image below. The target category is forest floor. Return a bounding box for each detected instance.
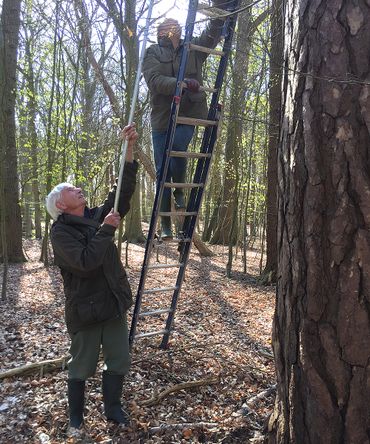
[0,238,276,444]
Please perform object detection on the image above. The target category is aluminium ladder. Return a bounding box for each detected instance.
[129,0,240,349]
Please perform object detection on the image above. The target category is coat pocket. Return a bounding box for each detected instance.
[187,90,206,103]
[76,292,117,325]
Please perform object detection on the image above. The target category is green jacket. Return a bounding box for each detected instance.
[143,19,224,131]
[51,161,138,334]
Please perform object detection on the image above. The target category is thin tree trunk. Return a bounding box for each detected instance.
[0,0,25,263]
[262,0,283,283]
[24,33,42,239]
[40,1,61,265]
[0,16,8,296]
[211,3,252,245]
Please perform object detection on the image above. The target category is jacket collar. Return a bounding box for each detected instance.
[57,212,100,229]
[158,37,184,50]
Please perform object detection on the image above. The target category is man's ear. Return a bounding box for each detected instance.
[56,200,66,211]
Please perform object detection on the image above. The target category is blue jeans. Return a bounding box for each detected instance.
[152,124,195,212]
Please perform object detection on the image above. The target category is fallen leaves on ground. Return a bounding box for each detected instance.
[0,239,275,443]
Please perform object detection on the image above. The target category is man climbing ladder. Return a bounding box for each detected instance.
[143,10,226,239]
[130,0,241,349]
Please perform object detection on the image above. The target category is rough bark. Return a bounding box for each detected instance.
[269,1,370,443]
[0,0,25,263]
[261,0,283,283]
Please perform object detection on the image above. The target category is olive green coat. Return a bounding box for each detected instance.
[143,19,224,131]
[51,161,138,334]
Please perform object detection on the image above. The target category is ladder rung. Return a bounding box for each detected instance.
[152,237,191,245]
[177,116,218,126]
[198,2,229,19]
[189,43,225,57]
[135,329,169,339]
[199,86,218,93]
[139,308,173,317]
[169,151,211,159]
[164,182,204,189]
[159,211,197,216]
[182,83,217,94]
[143,286,178,294]
[147,263,184,269]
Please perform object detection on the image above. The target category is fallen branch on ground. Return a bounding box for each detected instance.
[0,356,68,379]
[140,375,219,407]
[148,422,218,433]
[246,384,276,406]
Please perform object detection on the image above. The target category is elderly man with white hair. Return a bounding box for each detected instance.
[46,124,138,436]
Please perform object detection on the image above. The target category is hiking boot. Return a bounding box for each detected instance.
[67,379,85,432]
[174,192,186,211]
[161,216,173,240]
[102,372,130,426]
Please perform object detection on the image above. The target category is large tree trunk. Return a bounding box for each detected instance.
[269,1,370,443]
[261,0,283,284]
[0,0,25,263]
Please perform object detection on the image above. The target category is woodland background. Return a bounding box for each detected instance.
[0,0,279,278]
[2,0,370,443]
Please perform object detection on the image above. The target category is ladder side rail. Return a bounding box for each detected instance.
[130,0,200,346]
[159,213,198,349]
[152,0,199,224]
[181,9,240,236]
[160,4,242,348]
[181,10,240,237]
[129,126,177,344]
[181,127,216,237]
[160,126,218,349]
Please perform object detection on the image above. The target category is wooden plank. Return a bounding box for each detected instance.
[189,43,225,57]
[159,211,197,216]
[139,308,173,317]
[198,2,229,19]
[143,286,178,294]
[163,182,204,188]
[169,151,211,158]
[176,116,218,126]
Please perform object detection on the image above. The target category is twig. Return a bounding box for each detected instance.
[0,356,68,379]
[246,384,276,406]
[258,349,274,360]
[148,422,218,433]
[140,376,219,407]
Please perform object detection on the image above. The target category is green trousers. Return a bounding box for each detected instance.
[68,315,130,380]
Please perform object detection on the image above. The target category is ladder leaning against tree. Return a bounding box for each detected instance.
[130,0,241,349]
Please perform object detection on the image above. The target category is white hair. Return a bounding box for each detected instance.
[45,182,74,220]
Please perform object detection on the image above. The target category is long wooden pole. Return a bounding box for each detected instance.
[114,0,155,211]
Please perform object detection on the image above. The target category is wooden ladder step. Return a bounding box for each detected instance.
[164,182,204,189]
[153,237,192,245]
[189,43,225,57]
[176,116,218,126]
[159,211,197,217]
[147,263,184,269]
[143,286,179,294]
[199,85,218,93]
[169,151,211,159]
[135,329,169,339]
[197,2,229,19]
[139,308,173,317]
